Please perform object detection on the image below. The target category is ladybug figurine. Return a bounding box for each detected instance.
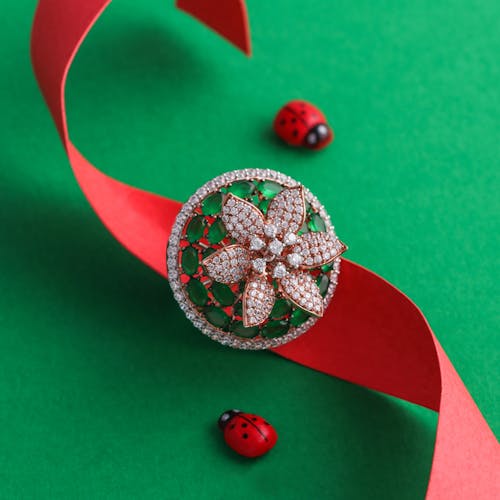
[273,99,333,150]
[218,409,278,458]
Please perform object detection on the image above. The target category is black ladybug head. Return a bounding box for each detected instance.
[218,409,241,430]
[304,123,332,150]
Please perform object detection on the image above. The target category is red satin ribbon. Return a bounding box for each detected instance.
[30,1,498,497]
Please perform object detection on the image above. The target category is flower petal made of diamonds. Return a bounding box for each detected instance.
[280,271,324,317]
[266,186,306,237]
[243,275,276,327]
[291,232,347,269]
[202,244,251,284]
[221,194,265,245]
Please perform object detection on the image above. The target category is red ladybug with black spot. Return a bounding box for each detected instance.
[218,409,278,458]
[273,99,333,150]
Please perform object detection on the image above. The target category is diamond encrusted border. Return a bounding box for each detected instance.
[166,169,342,350]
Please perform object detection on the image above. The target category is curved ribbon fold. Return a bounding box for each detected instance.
[30,1,499,497]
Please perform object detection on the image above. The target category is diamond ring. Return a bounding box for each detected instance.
[167,169,346,349]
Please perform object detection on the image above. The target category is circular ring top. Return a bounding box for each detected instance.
[167,169,346,349]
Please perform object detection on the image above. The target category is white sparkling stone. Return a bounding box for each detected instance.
[272,263,287,279]
[264,223,278,238]
[252,258,266,274]
[249,236,265,251]
[268,239,284,256]
[283,233,297,245]
[287,253,303,268]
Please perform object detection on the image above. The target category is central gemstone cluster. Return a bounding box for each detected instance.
[223,189,308,280]
[202,186,346,328]
[249,222,297,278]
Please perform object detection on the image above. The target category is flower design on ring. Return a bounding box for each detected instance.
[202,187,347,327]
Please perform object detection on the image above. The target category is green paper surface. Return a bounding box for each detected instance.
[0,0,498,498]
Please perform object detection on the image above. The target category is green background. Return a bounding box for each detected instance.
[0,0,498,498]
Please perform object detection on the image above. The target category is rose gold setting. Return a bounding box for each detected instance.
[166,169,346,350]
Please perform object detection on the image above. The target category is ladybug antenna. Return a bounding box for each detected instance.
[218,409,241,430]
